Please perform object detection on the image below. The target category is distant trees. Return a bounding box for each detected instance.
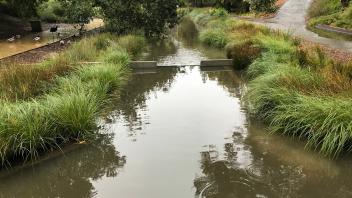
[61,0,95,34]
[184,0,276,12]
[215,0,250,12]
[1,0,44,18]
[245,0,277,12]
[96,0,178,37]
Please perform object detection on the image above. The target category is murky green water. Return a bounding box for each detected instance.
[1,19,352,198]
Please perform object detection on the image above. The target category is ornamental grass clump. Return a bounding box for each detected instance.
[188,8,352,157]
[0,33,145,166]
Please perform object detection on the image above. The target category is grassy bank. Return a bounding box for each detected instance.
[188,8,352,157]
[307,0,352,30]
[0,33,146,166]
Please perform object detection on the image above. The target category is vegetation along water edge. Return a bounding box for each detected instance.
[188,8,352,157]
[0,33,146,167]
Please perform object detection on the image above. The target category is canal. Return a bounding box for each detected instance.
[0,19,352,198]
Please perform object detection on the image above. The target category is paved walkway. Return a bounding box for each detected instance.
[254,0,352,52]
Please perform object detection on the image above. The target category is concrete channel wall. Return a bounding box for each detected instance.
[200,59,233,67]
[129,59,234,69]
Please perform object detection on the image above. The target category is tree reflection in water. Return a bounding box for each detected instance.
[107,67,179,140]
[0,132,125,198]
[194,127,306,198]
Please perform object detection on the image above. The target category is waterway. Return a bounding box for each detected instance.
[0,19,352,198]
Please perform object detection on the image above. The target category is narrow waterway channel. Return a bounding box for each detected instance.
[1,20,352,198]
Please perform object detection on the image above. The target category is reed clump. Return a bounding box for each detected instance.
[0,33,146,165]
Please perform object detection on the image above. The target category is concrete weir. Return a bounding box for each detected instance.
[130,59,234,69]
[130,61,157,69]
[200,59,233,67]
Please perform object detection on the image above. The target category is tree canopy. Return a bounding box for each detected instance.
[97,0,178,37]
[1,0,44,18]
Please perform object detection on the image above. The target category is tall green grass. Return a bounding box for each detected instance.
[200,29,229,48]
[189,8,352,157]
[0,33,145,166]
[307,0,352,30]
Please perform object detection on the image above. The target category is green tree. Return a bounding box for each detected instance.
[61,0,95,34]
[97,0,178,37]
[216,0,249,12]
[2,0,45,18]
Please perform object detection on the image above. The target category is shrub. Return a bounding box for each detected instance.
[307,0,341,18]
[216,0,250,12]
[209,7,229,17]
[226,39,261,70]
[93,35,112,51]
[118,35,146,57]
[245,0,277,13]
[37,0,66,22]
[200,29,229,48]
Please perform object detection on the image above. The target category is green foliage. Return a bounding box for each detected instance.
[117,35,147,56]
[245,0,277,12]
[1,0,44,18]
[209,7,229,17]
[177,7,193,18]
[225,39,261,70]
[99,0,178,37]
[216,0,250,12]
[200,28,229,48]
[189,8,352,157]
[37,0,65,22]
[307,0,352,30]
[0,33,147,165]
[61,0,96,34]
[308,0,341,18]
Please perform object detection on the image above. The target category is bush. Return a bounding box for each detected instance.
[100,0,178,37]
[37,0,66,22]
[209,7,229,17]
[307,0,341,18]
[200,29,229,48]
[216,0,250,12]
[245,0,277,12]
[226,39,261,70]
[118,35,147,57]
